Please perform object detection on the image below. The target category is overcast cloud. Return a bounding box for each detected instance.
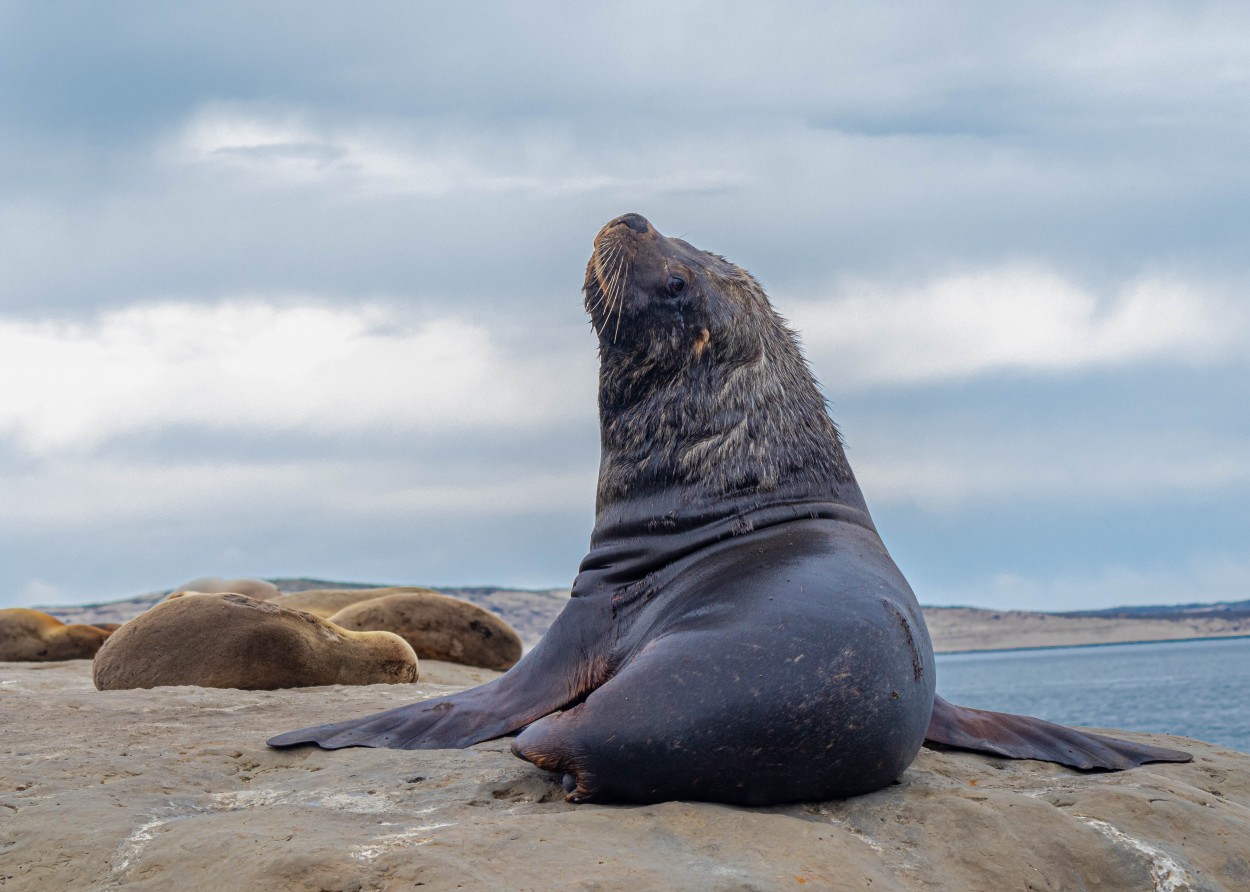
[2,2,1248,610]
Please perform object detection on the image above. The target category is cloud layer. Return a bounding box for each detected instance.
[791,266,1242,389]
[0,300,594,454]
[1,3,1248,610]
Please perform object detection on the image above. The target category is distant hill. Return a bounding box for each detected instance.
[1063,600,1250,620]
[40,582,1250,654]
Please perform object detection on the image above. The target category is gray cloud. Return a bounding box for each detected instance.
[1,2,1248,610]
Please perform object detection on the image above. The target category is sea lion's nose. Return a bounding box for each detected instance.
[612,213,651,234]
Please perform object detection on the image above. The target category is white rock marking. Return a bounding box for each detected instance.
[350,823,459,862]
[1075,816,1195,892]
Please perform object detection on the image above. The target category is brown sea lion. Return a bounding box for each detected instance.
[328,592,522,671]
[270,213,1190,805]
[167,576,281,601]
[93,593,418,691]
[270,586,441,619]
[0,608,113,661]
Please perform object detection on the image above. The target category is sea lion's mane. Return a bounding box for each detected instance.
[584,217,853,513]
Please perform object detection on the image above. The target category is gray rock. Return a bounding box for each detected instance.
[2,660,1246,891]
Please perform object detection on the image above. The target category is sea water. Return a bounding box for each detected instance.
[935,635,1250,753]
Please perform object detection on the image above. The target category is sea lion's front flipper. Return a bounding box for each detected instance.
[924,695,1192,769]
[268,597,610,751]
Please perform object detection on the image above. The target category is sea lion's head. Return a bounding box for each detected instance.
[584,213,770,368]
[583,213,857,514]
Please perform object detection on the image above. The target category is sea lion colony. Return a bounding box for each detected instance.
[2,578,524,691]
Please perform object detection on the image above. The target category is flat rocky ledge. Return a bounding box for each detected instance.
[2,661,1248,892]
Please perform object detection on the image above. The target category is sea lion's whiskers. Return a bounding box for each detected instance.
[601,243,624,291]
[587,275,611,315]
[599,241,620,281]
[607,257,626,312]
[596,247,623,325]
[606,253,628,343]
[612,298,625,342]
[593,243,617,287]
[589,244,623,316]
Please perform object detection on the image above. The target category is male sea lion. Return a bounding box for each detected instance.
[270,213,1190,804]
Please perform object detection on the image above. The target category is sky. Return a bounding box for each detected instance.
[2,2,1248,611]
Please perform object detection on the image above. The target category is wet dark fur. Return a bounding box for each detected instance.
[587,222,853,511]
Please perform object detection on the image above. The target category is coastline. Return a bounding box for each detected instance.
[934,631,1250,657]
[923,604,1250,655]
[35,583,1250,657]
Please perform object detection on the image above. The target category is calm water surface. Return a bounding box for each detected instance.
[935,636,1250,753]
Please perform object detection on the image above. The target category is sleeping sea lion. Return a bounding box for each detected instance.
[270,586,441,619]
[167,576,282,601]
[269,213,1190,804]
[328,592,522,671]
[94,593,418,690]
[0,608,112,661]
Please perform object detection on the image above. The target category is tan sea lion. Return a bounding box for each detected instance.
[328,592,522,671]
[271,586,441,619]
[0,608,113,661]
[92,593,418,691]
[167,576,282,601]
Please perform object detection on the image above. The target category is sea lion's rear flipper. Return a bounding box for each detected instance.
[268,597,610,751]
[924,695,1191,769]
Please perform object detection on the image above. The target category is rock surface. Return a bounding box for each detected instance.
[2,661,1247,891]
[329,591,523,671]
[92,594,419,691]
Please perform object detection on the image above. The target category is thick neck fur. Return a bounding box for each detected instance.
[592,274,866,528]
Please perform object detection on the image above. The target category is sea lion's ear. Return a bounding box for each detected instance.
[693,328,711,358]
[924,695,1191,769]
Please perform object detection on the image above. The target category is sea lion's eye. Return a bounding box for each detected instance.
[667,275,687,295]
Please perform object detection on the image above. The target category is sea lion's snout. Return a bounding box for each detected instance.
[592,212,653,256]
[611,212,651,234]
[588,214,655,335]
[585,212,701,345]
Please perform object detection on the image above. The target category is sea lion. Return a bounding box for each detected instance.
[270,213,1190,804]
[93,593,418,691]
[270,586,441,619]
[167,576,281,601]
[328,592,522,671]
[0,608,113,661]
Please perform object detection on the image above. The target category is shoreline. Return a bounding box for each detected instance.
[935,630,1250,657]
